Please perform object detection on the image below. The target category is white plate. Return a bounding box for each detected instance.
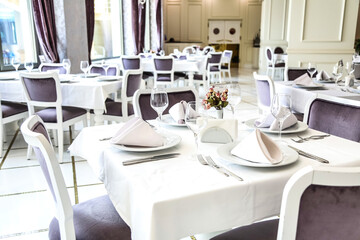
[292,83,324,89]
[315,79,335,84]
[111,131,181,152]
[217,141,298,167]
[244,118,308,134]
[78,73,101,78]
[157,114,187,127]
[0,76,16,81]
[97,76,121,81]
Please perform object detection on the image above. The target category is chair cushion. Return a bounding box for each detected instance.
[185,74,207,80]
[210,219,278,240]
[210,66,220,72]
[157,74,171,82]
[49,195,131,240]
[174,72,187,78]
[269,62,285,68]
[104,102,134,117]
[1,101,27,118]
[221,65,229,70]
[36,106,87,123]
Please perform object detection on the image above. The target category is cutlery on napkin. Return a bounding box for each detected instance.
[169,101,199,124]
[231,129,283,164]
[110,117,164,147]
[254,108,297,131]
[294,73,318,86]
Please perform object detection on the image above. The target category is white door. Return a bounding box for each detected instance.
[208,20,225,44]
[224,21,241,44]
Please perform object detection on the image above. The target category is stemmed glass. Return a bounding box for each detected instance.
[332,64,343,84]
[62,59,71,74]
[345,62,354,76]
[25,61,33,72]
[270,93,292,143]
[226,84,242,117]
[11,58,21,72]
[150,88,169,128]
[80,61,89,78]
[101,60,110,76]
[307,62,317,80]
[185,101,208,153]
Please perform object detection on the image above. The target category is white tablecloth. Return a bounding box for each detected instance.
[69,123,360,240]
[275,81,360,113]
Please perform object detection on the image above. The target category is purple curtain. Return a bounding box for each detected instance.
[132,1,146,54]
[32,0,59,63]
[85,0,95,64]
[155,0,162,51]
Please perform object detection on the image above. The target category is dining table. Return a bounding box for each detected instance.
[68,119,360,240]
[0,72,122,125]
[274,80,360,113]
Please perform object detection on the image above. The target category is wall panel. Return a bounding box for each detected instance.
[187,4,202,41]
[166,4,181,41]
[269,0,287,40]
[210,0,241,18]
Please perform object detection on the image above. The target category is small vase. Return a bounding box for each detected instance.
[216,108,224,119]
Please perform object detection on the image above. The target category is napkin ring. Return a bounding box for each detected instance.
[201,127,233,144]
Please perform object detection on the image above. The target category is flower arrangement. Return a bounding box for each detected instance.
[203,86,228,110]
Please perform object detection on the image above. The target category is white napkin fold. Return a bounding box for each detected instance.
[110,117,164,147]
[294,73,317,86]
[169,101,200,124]
[231,129,283,164]
[254,107,297,131]
[316,70,331,81]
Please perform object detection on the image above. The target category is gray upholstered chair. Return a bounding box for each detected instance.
[19,72,88,162]
[207,52,223,84]
[152,56,178,87]
[101,69,143,122]
[211,165,360,240]
[21,115,131,240]
[304,95,360,142]
[285,68,318,82]
[220,50,233,79]
[265,47,285,80]
[39,63,68,74]
[253,72,274,114]
[89,64,119,76]
[0,96,28,158]
[133,87,199,120]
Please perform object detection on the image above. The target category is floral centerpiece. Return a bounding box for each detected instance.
[203,86,228,110]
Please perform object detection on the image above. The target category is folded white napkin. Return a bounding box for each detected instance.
[316,70,331,81]
[231,129,283,164]
[110,117,164,147]
[169,101,200,124]
[294,73,317,86]
[254,108,297,131]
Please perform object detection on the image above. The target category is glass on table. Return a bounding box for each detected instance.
[11,58,21,72]
[80,61,89,78]
[345,61,354,76]
[25,61,33,72]
[150,88,169,129]
[62,59,71,74]
[226,83,242,117]
[307,62,317,80]
[101,60,110,76]
[332,64,343,84]
[270,93,292,143]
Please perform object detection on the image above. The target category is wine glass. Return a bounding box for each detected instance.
[25,61,33,72]
[332,64,343,84]
[226,84,242,117]
[80,61,89,78]
[62,59,71,74]
[101,60,110,76]
[345,62,354,76]
[159,50,165,56]
[11,58,21,72]
[150,88,169,125]
[307,62,317,79]
[185,101,208,153]
[270,94,292,143]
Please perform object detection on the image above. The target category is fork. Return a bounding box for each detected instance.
[205,156,243,181]
[291,134,330,143]
[196,154,229,177]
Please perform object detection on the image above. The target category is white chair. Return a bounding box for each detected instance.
[265,47,285,80]
[253,72,275,114]
[220,50,233,79]
[207,52,223,84]
[133,87,199,120]
[19,72,88,162]
[0,95,28,158]
[39,63,69,74]
[152,56,178,87]
[211,165,360,240]
[89,64,120,76]
[21,115,131,240]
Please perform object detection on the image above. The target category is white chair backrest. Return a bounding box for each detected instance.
[253,72,275,113]
[278,165,360,239]
[221,50,233,64]
[88,64,120,76]
[152,56,175,85]
[203,46,215,55]
[120,55,142,71]
[21,115,75,240]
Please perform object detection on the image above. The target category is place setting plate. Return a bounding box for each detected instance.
[315,78,335,84]
[97,76,121,82]
[217,140,299,168]
[77,73,101,78]
[111,131,182,152]
[156,114,187,127]
[0,76,17,81]
[292,83,325,89]
[244,118,308,134]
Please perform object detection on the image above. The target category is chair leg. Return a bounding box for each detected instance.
[26,145,32,160]
[52,129,58,146]
[57,129,64,163]
[271,68,275,79]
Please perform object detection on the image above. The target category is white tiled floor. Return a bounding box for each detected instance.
[0,67,260,240]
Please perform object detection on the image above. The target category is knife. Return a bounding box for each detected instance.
[288,146,329,164]
[122,153,180,166]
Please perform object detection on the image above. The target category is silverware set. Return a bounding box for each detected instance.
[291,134,330,143]
[197,154,243,181]
[288,145,329,164]
[122,153,180,166]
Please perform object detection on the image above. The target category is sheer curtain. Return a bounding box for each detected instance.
[32,0,60,63]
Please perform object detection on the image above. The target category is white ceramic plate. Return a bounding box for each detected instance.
[217,141,298,167]
[292,83,325,89]
[315,79,335,84]
[244,118,308,134]
[78,73,101,78]
[111,131,181,152]
[0,76,16,81]
[97,76,121,81]
[157,114,187,127]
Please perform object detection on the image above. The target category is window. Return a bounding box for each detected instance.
[92,0,123,60]
[0,0,38,71]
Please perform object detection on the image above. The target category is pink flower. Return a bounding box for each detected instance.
[209,88,214,93]
[221,96,227,101]
[205,103,211,109]
[216,92,220,98]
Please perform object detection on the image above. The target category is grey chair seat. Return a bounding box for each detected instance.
[269,62,285,68]
[2,101,28,118]
[41,65,67,74]
[37,106,87,123]
[175,72,187,78]
[210,219,278,240]
[210,66,220,72]
[185,74,207,80]
[221,65,229,70]
[104,102,134,117]
[49,195,131,240]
